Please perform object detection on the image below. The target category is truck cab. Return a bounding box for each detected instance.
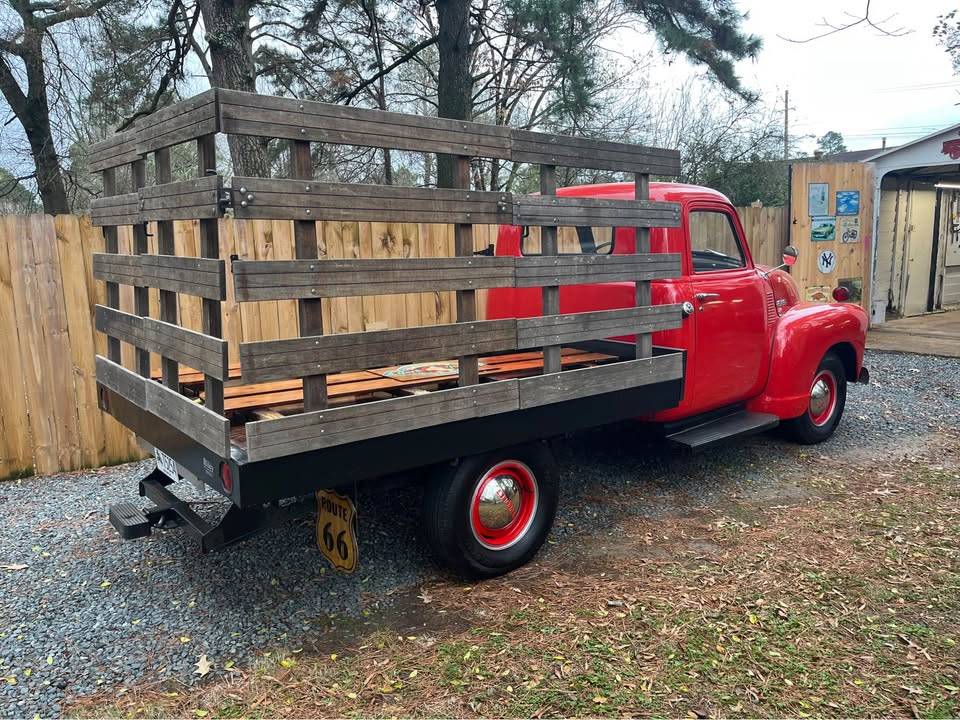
[487,181,869,442]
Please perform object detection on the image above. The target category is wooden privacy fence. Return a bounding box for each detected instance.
[0,207,785,479]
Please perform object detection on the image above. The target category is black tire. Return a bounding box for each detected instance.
[422,443,559,580]
[781,351,847,445]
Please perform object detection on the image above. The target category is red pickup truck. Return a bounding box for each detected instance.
[488,181,869,445]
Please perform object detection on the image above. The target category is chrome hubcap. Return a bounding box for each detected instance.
[809,378,831,418]
[476,474,522,530]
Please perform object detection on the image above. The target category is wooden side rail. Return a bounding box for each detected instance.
[232,254,680,301]
[243,353,682,461]
[217,89,681,175]
[90,176,223,226]
[230,177,680,227]
[88,128,140,173]
[95,305,229,381]
[238,306,682,382]
[96,356,230,456]
[93,253,227,300]
[232,257,517,300]
[135,89,218,155]
[240,319,518,382]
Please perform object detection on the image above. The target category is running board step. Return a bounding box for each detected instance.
[666,411,779,451]
[108,501,153,540]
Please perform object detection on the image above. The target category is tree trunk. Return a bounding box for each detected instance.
[0,33,70,214]
[435,0,474,188]
[196,0,270,177]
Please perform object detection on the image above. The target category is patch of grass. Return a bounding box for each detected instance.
[67,437,960,719]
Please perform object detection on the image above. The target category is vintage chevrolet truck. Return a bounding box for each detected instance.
[88,89,868,580]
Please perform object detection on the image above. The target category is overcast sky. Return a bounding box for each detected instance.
[735,0,959,154]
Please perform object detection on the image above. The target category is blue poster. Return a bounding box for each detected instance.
[836,190,860,216]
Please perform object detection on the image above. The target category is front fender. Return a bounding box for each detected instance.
[746,302,868,420]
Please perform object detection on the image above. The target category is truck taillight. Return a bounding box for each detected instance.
[220,462,233,494]
[832,286,851,302]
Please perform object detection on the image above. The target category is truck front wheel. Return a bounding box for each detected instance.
[422,443,559,580]
[781,351,847,445]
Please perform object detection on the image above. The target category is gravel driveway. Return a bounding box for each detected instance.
[1,350,957,718]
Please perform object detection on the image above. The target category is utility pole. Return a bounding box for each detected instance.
[783,88,790,161]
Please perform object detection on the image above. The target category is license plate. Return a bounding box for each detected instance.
[154,448,178,481]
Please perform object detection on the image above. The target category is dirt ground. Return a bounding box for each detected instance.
[68,425,960,719]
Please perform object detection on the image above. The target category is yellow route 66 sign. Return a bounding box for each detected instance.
[315,489,358,573]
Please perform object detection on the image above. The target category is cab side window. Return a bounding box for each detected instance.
[688,210,746,272]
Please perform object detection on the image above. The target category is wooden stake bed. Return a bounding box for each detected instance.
[88,88,686,475]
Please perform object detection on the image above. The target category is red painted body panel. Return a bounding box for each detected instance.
[487,181,867,423]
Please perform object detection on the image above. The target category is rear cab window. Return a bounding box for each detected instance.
[521,226,616,256]
[688,210,746,272]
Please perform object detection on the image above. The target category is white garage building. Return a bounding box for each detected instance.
[869,125,960,319]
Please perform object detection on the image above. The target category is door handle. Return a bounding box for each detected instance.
[695,292,721,302]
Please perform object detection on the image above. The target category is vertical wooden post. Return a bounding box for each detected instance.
[635,172,652,359]
[197,135,224,414]
[540,165,561,374]
[453,155,479,386]
[154,147,179,390]
[291,139,328,411]
[131,157,151,377]
[101,168,121,364]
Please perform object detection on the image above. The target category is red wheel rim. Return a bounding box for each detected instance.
[808,370,837,427]
[470,460,538,550]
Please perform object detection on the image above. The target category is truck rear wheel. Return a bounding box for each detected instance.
[781,351,847,445]
[422,443,559,580]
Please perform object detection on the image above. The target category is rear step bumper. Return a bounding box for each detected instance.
[108,469,286,552]
[666,410,779,451]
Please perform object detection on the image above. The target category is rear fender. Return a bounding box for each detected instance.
[746,302,868,419]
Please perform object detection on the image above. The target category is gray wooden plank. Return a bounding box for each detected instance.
[96,355,230,456]
[516,305,682,348]
[135,90,219,154]
[240,318,518,381]
[232,257,516,300]
[245,380,520,461]
[232,177,512,224]
[139,176,222,221]
[89,128,141,172]
[90,192,140,227]
[93,253,226,300]
[218,89,512,159]
[511,129,681,176]
[512,196,681,228]
[517,353,683,409]
[95,305,228,380]
[514,254,681,286]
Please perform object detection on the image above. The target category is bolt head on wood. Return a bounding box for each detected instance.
[305,209,311,215]
[240,201,248,208]
[239,187,247,193]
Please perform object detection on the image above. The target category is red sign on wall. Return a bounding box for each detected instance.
[942,139,960,160]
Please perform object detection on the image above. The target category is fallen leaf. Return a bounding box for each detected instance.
[1,564,27,571]
[179,636,191,644]
[280,658,297,668]
[195,655,212,677]
[99,580,112,588]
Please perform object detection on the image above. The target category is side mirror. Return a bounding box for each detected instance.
[782,245,799,267]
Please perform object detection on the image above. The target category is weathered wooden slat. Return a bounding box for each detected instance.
[136,90,219,154]
[95,305,228,380]
[218,89,513,159]
[232,257,516,300]
[516,305,682,348]
[93,253,226,300]
[514,254,681,286]
[90,192,140,227]
[512,196,681,228]
[89,128,141,173]
[245,380,520,461]
[232,177,512,224]
[510,129,681,176]
[96,356,230,456]
[240,319,518,382]
[517,353,683,409]
[139,176,222,221]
